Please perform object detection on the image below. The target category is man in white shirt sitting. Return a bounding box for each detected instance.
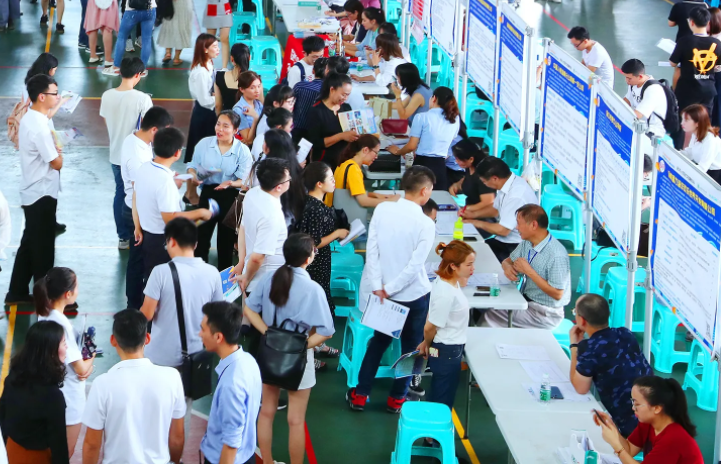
[347,167,436,414]
[567,26,615,87]
[5,75,63,304]
[82,309,186,464]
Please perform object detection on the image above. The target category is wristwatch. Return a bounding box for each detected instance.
[569,343,579,349]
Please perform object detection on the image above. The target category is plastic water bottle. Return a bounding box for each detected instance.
[490,273,501,297]
[453,217,464,240]
[540,374,551,403]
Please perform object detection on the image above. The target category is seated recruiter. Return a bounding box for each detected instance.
[449,139,495,215]
[387,86,460,190]
[335,0,367,44]
[569,294,652,437]
[391,63,432,125]
[486,204,570,329]
[351,33,408,88]
[463,157,538,263]
[377,23,411,60]
[594,376,703,464]
[325,134,400,207]
[343,7,383,59]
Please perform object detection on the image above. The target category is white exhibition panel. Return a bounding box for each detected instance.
[430,0,456,57]
[466,0,498,99]
[496,2,528,136]
[539,43,593,197]
[411,0,428,43]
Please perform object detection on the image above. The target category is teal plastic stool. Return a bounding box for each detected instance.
[480,114,509,155]
[438,53,454,87]
[498,133,523,176]
[408,36,443,81]
[330,276,359,318]
[235,0,264,30]
[391,402,459,464]
[650,303,691,374]
[331,241,355,254]
[339,308,402,388]
[253,64,279,87]
[682,339,718,411]
[250,36,282,76]
[552,319,574,358]
[230,12,258,45]
[541,164,557,187]
[330,252,364,318]
[576,244,626,295]
[603,267,646,332]
[541,184,585,251]
[464,93,494,138]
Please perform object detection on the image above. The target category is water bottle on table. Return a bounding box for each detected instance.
[453,217,464,240]
[540,373,551,403]
[490,273,500,297]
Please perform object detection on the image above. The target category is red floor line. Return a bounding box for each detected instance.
[304,422,318,464]
[0,65,190,71]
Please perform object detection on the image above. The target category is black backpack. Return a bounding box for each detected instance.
[280,61,306,86]
[638,79,680,134]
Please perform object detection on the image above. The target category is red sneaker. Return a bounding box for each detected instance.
[346,388,367,411]
[386,396,406,414]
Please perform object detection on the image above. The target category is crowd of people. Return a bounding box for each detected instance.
[0,0,714,462]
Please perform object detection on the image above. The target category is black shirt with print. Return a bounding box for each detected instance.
[670,34,721,105]
[668,0,708,42]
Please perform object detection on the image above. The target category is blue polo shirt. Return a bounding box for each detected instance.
[576,327,653,437]
[232,97,264,131]
[410,107,460,158]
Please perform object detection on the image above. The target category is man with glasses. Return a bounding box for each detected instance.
[6,75,63,304]
[568,293,652,437]
[567,26,615,87]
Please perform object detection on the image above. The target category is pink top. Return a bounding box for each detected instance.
[361,0,381,8]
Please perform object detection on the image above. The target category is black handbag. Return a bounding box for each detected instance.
[368,153,401,173]
[169,262,214,400]
[128,0,151,10]
[256,312,308,391]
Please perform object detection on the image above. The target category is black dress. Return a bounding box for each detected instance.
[215,71,239,111]
[298,195,337,315]
[462,168,495,205]
[307,101,352,171]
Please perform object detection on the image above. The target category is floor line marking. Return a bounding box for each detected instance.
[304,422,318,464]
[0,305,17,397]
[45,8,54,53]
[0,96,193,101]
[452,408,481,464]
[266,16,273,34]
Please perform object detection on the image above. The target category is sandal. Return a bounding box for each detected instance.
[172,59,183,66]
[162,53,171,64]
[314,343,340,358]
[314,359,328,371]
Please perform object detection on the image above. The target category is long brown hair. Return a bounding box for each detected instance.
[338,134,380,165]
[375,33,404,61]
[682,104,719,143]
[433,86,460,124]
[435,240,474,280]
[191,33,218,70]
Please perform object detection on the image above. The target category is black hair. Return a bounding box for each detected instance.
[396,63,429,98]
[264,129,305,220]
[339,133,380,164]
[690,6,711,27]
[267,107,293,129]
[257,157,290,191]
[452,139,487,168]
[401,166,436,193]
[202,301,243,345]
[458,118,468,140]
[422,198,438,216]
[218,109,242,129]
[620,58,645,76]
[634,376,697,437]
[343,0,363,14]
[327,55,350,75]
[25,53,59,84]
[164,217,198,249]
[319,72,352,101]
[9,321,66,388]
[140,106,174,131]
[575,293,610,327]
[476,156,512,180]
[515,203,549,229]
[119,57,146,78]
[269,233,315,307]
[313,57,328,79]
[303,161,332,192]
[378,22,398,36]
[362,7,385,25]
[262,85,294,117]
[433,86,460,123]
[33,267,77,317]
[112,309,148,353]
[567,26,590,42]
[26,74,57,103]
[303,35,326,55]
[153,127,185,158]
[230,43,250,72]
[643,154,653,174]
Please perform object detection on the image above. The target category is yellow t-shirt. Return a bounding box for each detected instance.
[325,159,366,207]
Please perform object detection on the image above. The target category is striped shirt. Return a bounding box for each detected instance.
[292,79,323,131]
[510,232,571,308]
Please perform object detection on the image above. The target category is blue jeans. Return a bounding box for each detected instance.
[0,0,20,27]
[356,293,430,399]
[112,164,133,240]
[113,8,156,67]
[427,342,464,411]
[122,204,144,309]
[78,0,88,46]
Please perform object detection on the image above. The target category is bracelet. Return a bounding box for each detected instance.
[570,343,579,349]
[614,448,625,457]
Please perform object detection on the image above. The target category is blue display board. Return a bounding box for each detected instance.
[497,3,527,135]
[466,0,498,99]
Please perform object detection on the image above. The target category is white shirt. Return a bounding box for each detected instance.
[18,109,60,206]
[493,173,539,244]
[251,115,270,160]
[375,56,408,87]
[100,88,153,165]
[134,161,181,234]
[400,44,411,61]
[144,256,224,367]
[189,64,216,110]
[624,77,667,136]
[582,42,614,87]
[362,198,435,301]
[287,60,314,89]
[428,279,470,345]
[682,132,721,171]
[240,186,287,292]
[347,83,367,110]
[120,133,153,208]
[83,358,186,464]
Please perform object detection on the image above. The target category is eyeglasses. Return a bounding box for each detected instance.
[630,400,647,410]
[42,92,59,96]
[275,178,292,187]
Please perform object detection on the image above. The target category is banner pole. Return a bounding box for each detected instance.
[583,76,600,294]
[715,361,721,464]
[625,120,647,330]
[453,0,463,97]
[521,26,536,172]
[400,0,407,47]
[426,35,433,86]
[642,137,661,360]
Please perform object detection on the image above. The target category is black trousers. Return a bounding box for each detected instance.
[141,230,170,286]
[8,196,57,297]
[196,186,238,271]
[123,205,144,310]
[708,169,721,186]
[205,456,255,464]
[413,155,448,190]
[486,237,518,264]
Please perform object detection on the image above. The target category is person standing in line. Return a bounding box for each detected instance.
[157,0,192,66]
[291,58,327,145]
[215,43,250,113]
[40,0,65,33]
[204,0,233,70]
[100,57,153,250]
[567,26,615,87]
[83,0,118,67]
[668,0,707,41]
[326,56,366,111]
[82,310,186,464]
[199,301,262,464]
[0,0,20,30]
[347,167,436,413]
[232,71,264,146]
[186,34,221,168]
[107,0,157,76]
[251,84,295,160]
[621,59,669,149]
[5,75,63,305]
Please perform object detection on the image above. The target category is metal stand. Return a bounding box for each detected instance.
[464,367,473,439]
[642,137,661,360]
[520,27,536,171]
[582,76,600,294]
[426,35,433,86]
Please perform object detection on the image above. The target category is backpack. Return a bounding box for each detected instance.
[638,79,680,134]
[280,61,306,86]
[6,95,31,149]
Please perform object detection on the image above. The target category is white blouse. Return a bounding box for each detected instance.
[188,63,216,110]
[427,278,470,345]
[682,131,721,172]
[375,56,408,88]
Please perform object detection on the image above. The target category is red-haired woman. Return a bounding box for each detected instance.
[680,104,721,184]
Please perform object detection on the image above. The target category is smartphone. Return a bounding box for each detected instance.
[550,386,564,400]
[593,408,606,425]
[438,203,458,212]
[473,292,490,297]
[476,286,491,292]
[464,236,478,242]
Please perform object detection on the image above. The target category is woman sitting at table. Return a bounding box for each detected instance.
[251,85,295,160]
[595,376,703,464]
[351,33,408,88]
[187,110,253,270]
[232,71,264,146]
[449,138,495,216]
[340,0,366,43]
[391,63,432,125]
[343,7,383,59]
[387,86,460,190]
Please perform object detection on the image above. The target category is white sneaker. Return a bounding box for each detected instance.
[118,239,130,250]
[102,66,120,76]
[89,56,102,64]
[139,70,148,78]
[125,38,135,52]
[135,38,142,48]
[104,60,114,67]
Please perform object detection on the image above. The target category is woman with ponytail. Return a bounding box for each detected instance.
[33,267,95,458]
[387,86,460,190]
[244,233,335,464]
[594,376,702,463]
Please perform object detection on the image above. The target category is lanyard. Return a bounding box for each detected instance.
[527,235,552,265]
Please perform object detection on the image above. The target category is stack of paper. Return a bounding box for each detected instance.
[467,273,511,286]
[339,218,366,246]
[496,344,549,360]
[60,91,83,114]
[297,138,312,164]
[435,212,479,236]
[220,267,241,302]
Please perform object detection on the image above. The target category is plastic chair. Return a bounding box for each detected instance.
[253,64,279,87]
[391,402,459,464]
[682,339,719,411]
[541,184,585,251]
[464,92,494,139]
[230,11,258,45]
[552,319,574,358]
[650,302,691,374]
[250,35,283,76]
[235,0,264,30]
[330,252,363,317]
[479,114,509,155]
[408,36,443,81]
[498,133,523,176]
[603,267,646,332]
[576,243,627,295]
[331,241,355,254]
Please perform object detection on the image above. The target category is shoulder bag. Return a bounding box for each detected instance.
[256,309,308,391]
[169,262,215,400]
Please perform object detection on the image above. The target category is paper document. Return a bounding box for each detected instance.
[196,166,223,181]
[523,382,592,402]
[174,174,194,181]
[220,267,241,302]
[519,360,567,382]
[656,38,676,54]
[60,91,83,114]
[496,344,550,360]
[297,138,313,164]
[339,108,379,135]
[425,262,439,281]
[339,218,366,246]
[391,350,428,378]
[51,128,83,148]
[435,212,480,236]
[468,273,512,287]
[657,61,673,67]
[360,294,410,338]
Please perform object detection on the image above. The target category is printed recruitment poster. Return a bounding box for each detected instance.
[539,43,593,197]
[591,83,636,254]
[651,142,721,353]
[430,0,456,57]
[497,3,528,135]
[411,0,426,43]
[466,0,498,99]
